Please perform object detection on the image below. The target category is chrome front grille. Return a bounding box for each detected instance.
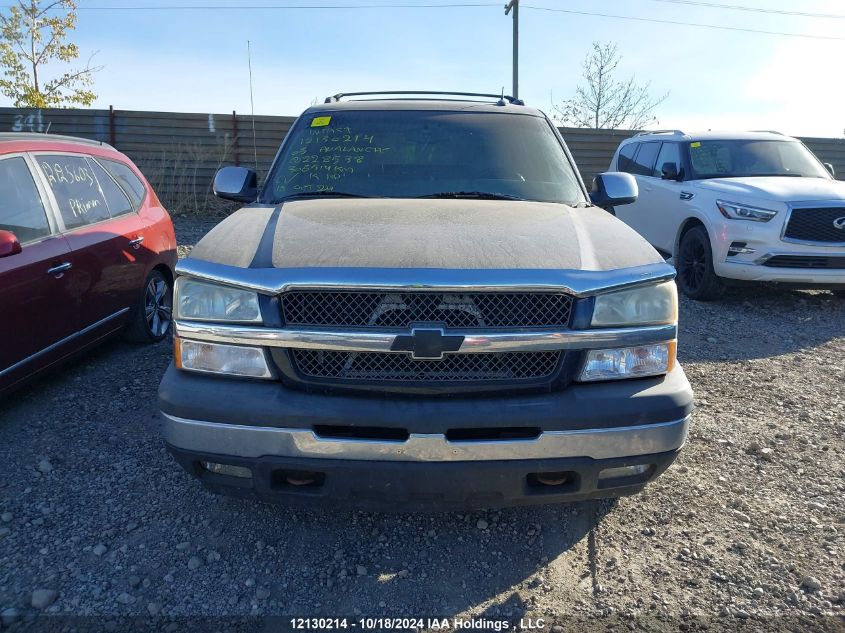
[280,290,574,391]
[291,350,563,383]
[280,291,573,329]
[783,207,845,244]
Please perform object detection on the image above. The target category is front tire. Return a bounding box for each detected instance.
[124,269,173,343]
[676,226,725,301]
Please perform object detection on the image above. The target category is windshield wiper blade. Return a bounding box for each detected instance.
[712,173,803,179]
[416,191,525,201]
[274,191,370,202]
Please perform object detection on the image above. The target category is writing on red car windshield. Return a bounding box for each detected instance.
[39,156,112,229]
[40,161,95,188]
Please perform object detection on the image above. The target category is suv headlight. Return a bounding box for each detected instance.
[716,200,777,222]
[591,281,677,327]
[174,278,262,323]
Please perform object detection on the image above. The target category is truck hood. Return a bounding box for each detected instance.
[693,176,845,203]
[188,198,662,272]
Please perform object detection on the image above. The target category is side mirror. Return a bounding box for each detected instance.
[213,166,258,203]
[0,230,22,258]
[590,172,638,210]
[661,161,682,181]
[824,162,835,177]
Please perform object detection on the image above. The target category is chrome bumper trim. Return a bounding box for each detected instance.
[162,414,690,462]
[173,320,677,354]
[174,259,676,298]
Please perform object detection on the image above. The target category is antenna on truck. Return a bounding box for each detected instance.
[247,40,259,172]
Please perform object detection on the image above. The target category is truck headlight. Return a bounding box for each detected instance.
[717,200,777,222]
[592,281,677,327]
[579,342,675,382]
[175,339,272,379]
[175,278,262,323]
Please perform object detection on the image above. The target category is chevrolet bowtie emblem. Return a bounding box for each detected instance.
[390,328,465,360]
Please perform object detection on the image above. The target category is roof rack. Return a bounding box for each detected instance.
[324,91,525,106]
[634,129,685,137]
[0,132,112,148]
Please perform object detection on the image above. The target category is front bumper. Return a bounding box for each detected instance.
[167,445,682,511]
[159,363,692,510]
[717,257,845,284]
[711,221,845,285]
[162,413,689,462]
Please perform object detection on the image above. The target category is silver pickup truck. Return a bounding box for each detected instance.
[158,91,693,511]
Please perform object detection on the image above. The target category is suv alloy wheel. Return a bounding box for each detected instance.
[677,226,725,301]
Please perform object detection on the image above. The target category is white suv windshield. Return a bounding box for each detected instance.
[688,139,830,180]
[263,110,586,205]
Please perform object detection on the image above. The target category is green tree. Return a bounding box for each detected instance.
[0,0,101,108]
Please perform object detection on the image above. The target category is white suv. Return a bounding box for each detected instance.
[608,130,845,300]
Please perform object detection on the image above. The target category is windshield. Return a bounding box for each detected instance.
[688,139,830,180]
[262,110,586,205]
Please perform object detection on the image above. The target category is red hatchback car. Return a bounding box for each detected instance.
[0,133,176,397]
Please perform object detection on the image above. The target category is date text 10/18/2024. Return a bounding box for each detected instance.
[290,618,549,631]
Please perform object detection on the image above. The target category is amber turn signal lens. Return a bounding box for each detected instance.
[667,340,677,373]
[173,337,183,369]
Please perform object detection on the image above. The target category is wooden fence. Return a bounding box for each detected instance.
[1,107,842,214]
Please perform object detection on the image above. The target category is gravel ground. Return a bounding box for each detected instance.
[1,216,843,632]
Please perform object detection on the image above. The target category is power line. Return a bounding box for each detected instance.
[641,0,845,20]
[521,5,845,41]
[28,2,501,9]
[6,1,842,41]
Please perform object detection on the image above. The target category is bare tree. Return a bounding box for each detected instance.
[554,42,668,130]
[0,0,101,108]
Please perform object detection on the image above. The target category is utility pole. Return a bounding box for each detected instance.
[504,0,519,99]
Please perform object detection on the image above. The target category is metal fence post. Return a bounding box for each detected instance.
[232,110,240,166]
[109,105,116,147]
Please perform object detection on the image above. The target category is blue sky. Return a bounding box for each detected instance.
[5,0,845,137]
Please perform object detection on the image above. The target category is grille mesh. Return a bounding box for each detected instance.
[764,255,845,269]
[292,350,562,382]
[281,291,573,329]
[783,208,845,243]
